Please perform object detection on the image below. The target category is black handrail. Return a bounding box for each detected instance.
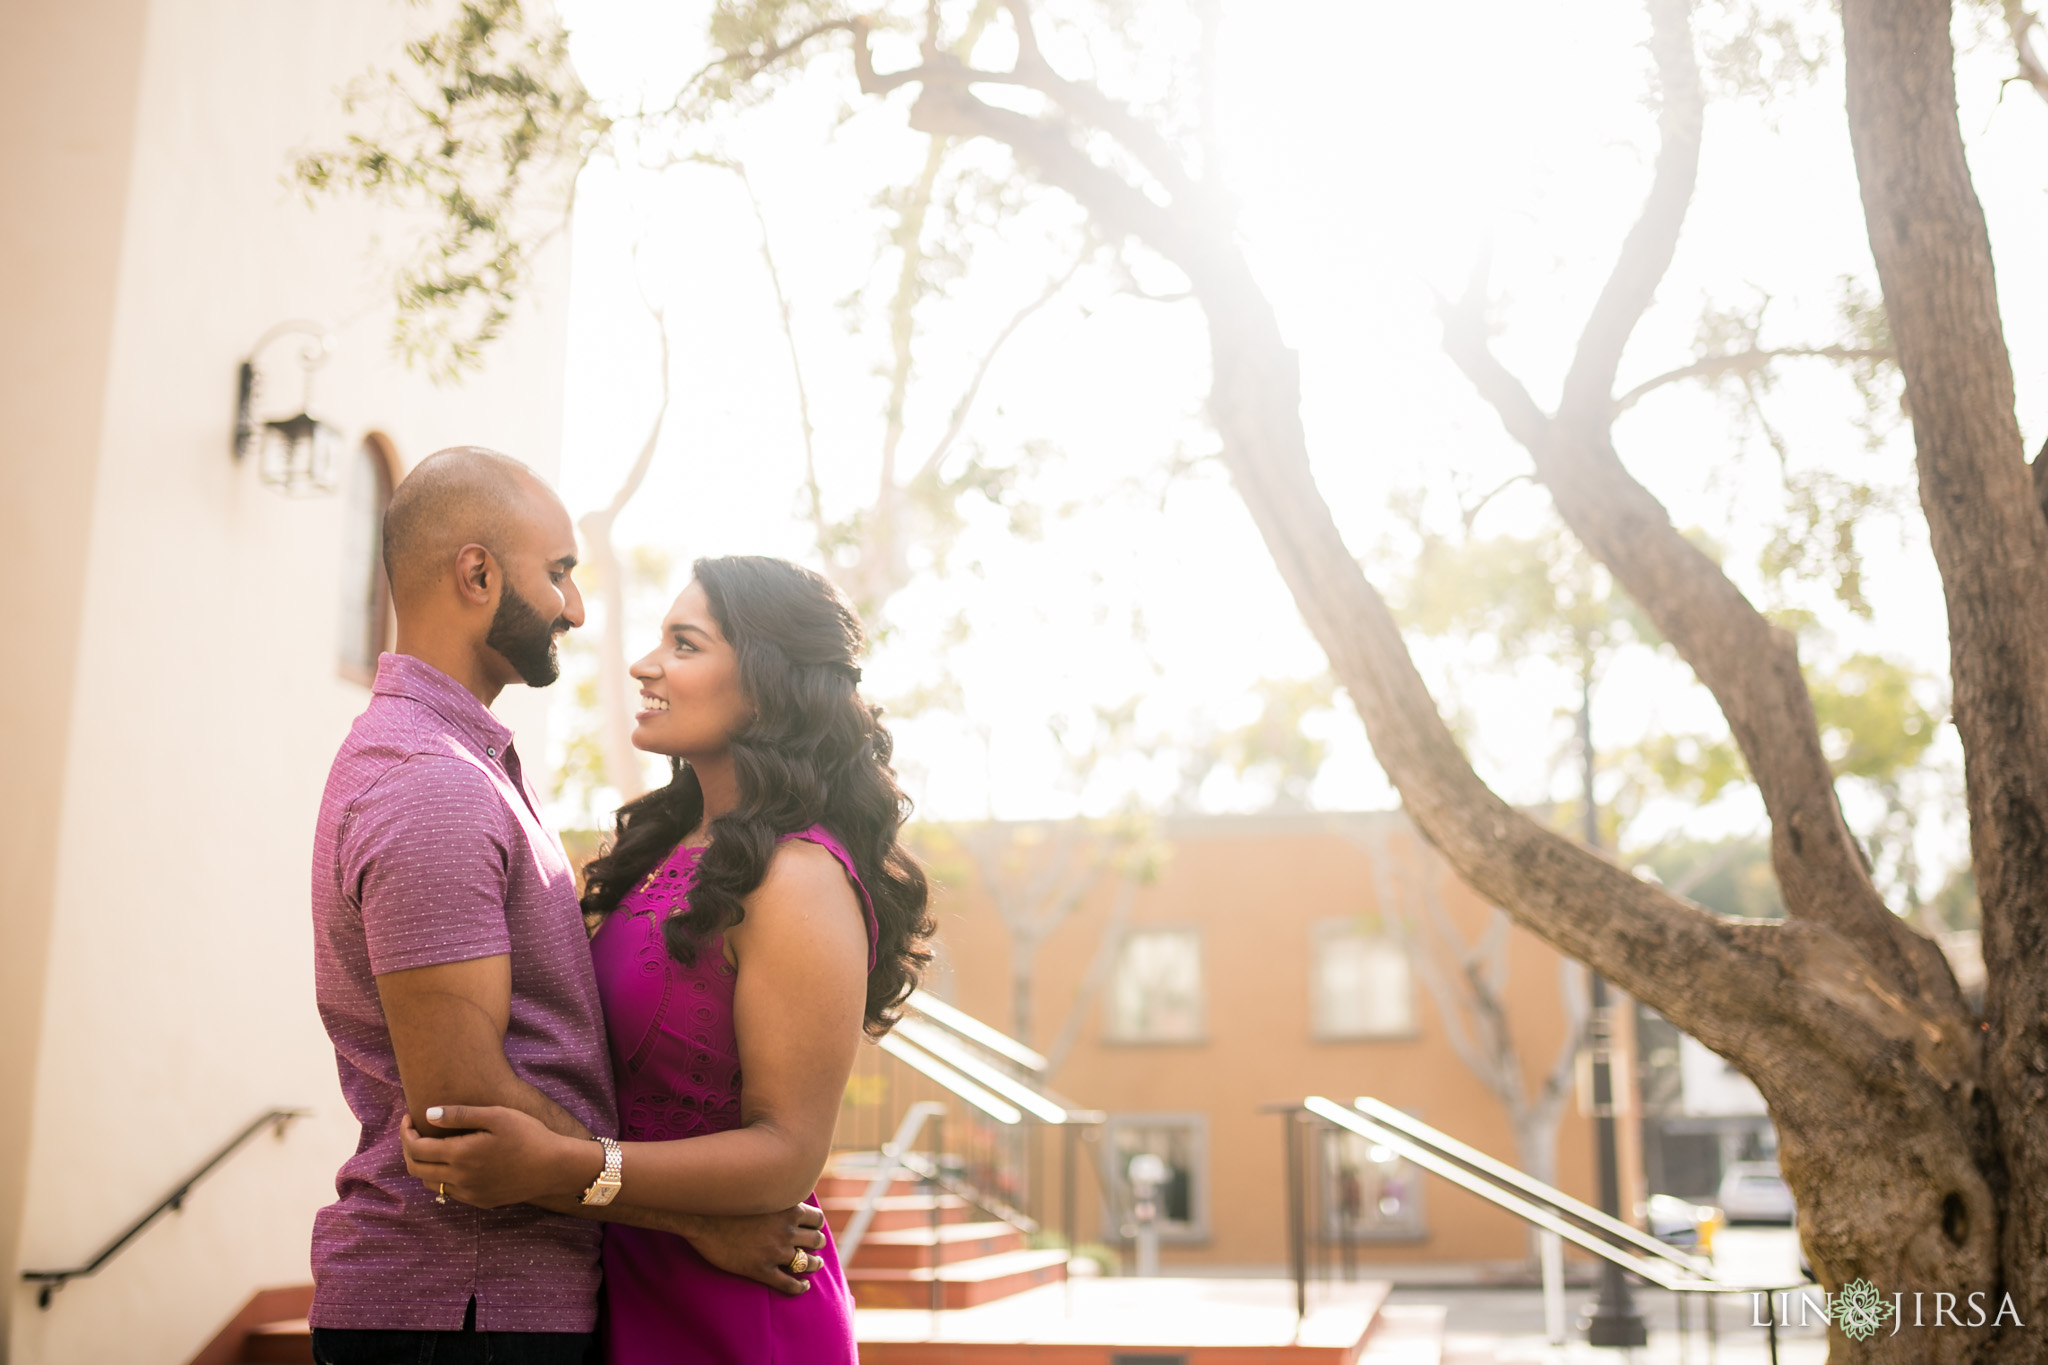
[21,1108,310,1308]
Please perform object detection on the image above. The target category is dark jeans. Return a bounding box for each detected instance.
[312,1299,595,1365]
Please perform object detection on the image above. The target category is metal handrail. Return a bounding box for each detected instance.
[1290,1097,1816,1365]
[1307,1097,1800,1295]
[1349,1095,1705,1278]
[877,1000,1105,1129]
[844,998,1105,1271]
[839,1101,948,1260]
[905,989,1050,1072]
[21,1108,311,1308]
[894,1150,1040,1237]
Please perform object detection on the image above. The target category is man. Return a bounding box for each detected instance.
[308,447,824,1364]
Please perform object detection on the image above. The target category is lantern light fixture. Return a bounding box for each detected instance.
[233,320,343,497]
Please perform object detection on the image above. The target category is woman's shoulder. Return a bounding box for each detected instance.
[761,832,856,895]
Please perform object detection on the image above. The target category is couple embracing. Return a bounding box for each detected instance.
[307,447,930,1364]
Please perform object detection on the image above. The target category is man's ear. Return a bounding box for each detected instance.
[455,544,495,607]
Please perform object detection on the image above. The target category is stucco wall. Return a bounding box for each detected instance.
[3,2,574,1361]
[0,2,154,1357]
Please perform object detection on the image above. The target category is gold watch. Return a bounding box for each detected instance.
[581,1136,623,1206]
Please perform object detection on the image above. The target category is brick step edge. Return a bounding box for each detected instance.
[845,1247,1071,1284]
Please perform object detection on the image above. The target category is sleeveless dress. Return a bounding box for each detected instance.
[590,826,877,1364]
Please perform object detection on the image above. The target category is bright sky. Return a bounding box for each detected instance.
[541,0,2048,897]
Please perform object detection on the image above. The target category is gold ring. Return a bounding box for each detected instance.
[789,1249,812,1274]
[435,1182,447,1205]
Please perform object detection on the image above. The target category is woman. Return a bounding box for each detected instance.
[404,555,933,1363]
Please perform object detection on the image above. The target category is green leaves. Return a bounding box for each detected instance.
[1394,519,1655,667]
[296,0,609,378]
[1809,652,1938,783]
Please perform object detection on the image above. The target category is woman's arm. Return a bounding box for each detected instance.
[404,840,870,1216]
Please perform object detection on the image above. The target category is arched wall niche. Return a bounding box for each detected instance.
[337,431,402,686]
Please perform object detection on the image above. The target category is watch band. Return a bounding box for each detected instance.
[581,1136,623,1207]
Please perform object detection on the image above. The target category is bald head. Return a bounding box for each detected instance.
[383,446,552,604]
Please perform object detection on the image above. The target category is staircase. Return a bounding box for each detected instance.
[187,1285,311,1365]
[817,1159,1070,1309]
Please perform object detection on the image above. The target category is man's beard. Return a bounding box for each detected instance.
[485,578,567,687]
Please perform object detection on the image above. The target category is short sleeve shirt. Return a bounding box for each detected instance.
[308,653,615,1332]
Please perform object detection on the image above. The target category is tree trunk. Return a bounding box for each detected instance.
[577,312,672,804]
[578,511,647,802]
[1841,0,2048,1349]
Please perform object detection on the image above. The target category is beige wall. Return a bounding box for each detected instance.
[2,2,574,1362]
[920,813,1597,1272]
[0,1,154,1356]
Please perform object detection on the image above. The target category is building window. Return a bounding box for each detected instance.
[338,435,399,685]
[1311,918,1415,1040]
[1103,1113,1209,1243]
[1321,1127,1427,1243]
[1105,928,1204,1043]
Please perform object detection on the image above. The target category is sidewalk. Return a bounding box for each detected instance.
[1385,1284,1828,1365]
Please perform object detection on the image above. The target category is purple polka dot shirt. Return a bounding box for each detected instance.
[308,653,615,1332]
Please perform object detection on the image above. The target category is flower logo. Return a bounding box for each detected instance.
[1832,1279,1896,1342]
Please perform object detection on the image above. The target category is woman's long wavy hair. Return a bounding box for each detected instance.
[579,555,932,1035]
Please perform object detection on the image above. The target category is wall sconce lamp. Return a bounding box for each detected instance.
[233,319,343,496]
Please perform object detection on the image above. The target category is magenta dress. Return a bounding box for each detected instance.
[590,826,876,1364]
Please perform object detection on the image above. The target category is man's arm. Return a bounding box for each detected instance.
[531,1195,827,1296]
[382,959,823,1295]
[377,954,592,1141]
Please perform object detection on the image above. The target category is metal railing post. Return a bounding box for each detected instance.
[928,1112,946,1318]
[1284,1109,1306,1322]
[840,1100,946,1263]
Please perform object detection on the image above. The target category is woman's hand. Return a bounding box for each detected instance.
[401,1104,600,1210]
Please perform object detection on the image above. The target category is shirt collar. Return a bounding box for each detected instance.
[372,652,515,755]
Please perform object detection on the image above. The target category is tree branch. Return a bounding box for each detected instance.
[1612,345,1894,415]
[709,157,825,547]
[1442,0,1956,1013]
[1557,0,1703,426]
[2002,0,2048,105]
[1000,0,1042,71]
[1044,871,1140,1076]
[912,251,1086,483]
[640,20,856,122]
[852,17,1203,210]
[578,302,673,802]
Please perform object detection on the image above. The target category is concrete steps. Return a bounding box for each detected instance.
[820,1190,977,1233]
[856,1219,1032,1269]
[846,1245,1074,1310]
[1359,1303,1451,1365]
[824,1155,1068,1311]
[186,1285,311,1364]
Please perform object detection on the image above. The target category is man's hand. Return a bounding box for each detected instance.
[402,1106,594,1209]
[529,1195,829,1296]
[685,1204,829,1296]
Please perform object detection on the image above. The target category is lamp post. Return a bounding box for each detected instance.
[233,320,342,496]
[1579,674,1647,1350]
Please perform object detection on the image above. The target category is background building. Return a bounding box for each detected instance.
[913,812,1601,1273]
[0,4,571,1361]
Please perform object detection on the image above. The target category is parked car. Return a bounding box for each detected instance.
[1645,1193,1719,1252]
[1717,1162,1796,1225]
